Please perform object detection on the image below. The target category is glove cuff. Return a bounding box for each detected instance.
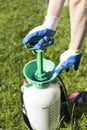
[69,47,81,53]
[68,48,82,56]
[43,15,59,31]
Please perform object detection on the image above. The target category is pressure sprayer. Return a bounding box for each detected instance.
[21,44,72,130]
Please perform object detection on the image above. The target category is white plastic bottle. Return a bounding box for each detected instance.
[23,80,61,130]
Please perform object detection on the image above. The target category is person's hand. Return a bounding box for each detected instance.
[55,49,82,75]
[23,15,59,50]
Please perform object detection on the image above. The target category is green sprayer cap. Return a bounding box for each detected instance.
[23,50,57,89]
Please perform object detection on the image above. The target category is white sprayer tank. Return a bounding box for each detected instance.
[23,80,61,130]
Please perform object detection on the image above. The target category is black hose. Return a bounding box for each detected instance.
[58,76,78,130]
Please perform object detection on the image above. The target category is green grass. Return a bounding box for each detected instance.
[0,0,87,130]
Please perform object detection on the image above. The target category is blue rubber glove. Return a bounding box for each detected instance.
[55,49,82,75]
[23,15,59,50]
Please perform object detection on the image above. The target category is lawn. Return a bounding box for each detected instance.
[0,0,87,130]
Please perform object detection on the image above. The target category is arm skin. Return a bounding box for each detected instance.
[47,0,65,17]
[46,0,87,51]
[69,0,87,50]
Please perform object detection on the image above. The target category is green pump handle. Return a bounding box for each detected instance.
[24,43,58,82]
[25,42,48,52]
[24,44,49,81]
[35,50,47,81]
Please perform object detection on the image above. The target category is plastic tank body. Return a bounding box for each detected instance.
[22,50,61,130]
[23,80,61,130]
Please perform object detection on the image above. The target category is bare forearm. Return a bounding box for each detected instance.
[47,0,65,17]
[69,0,87,51]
